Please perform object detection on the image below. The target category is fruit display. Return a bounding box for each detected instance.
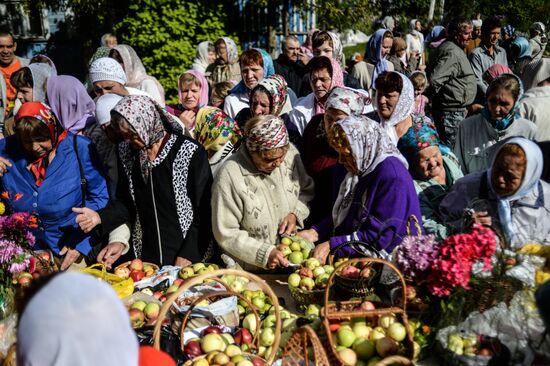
[446,333,503,358]
[12,251,57,287]
[287,260,335,308]
[179,263,221,280]
[115,259,159,282]
[277,236,314,265]
[128,299,161,328]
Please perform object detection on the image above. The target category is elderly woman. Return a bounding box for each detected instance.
[351,29,394,93]
[110,45,165,105]
[441,137,550,248]
[405,19,424,66]
[289,56,345,136]
[207,37,241,85]
[372,71,416,145]
[194,106,242,176]
[109,95,214,266]
[509,37,532,78]
[0,102,109,269]
[167,70,210,134]
[299,116,421,262]
[211,115,314,271]
[454,74,537,175]
[192,41,215,74]
[397,120,463,239]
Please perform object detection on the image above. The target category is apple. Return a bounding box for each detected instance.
[290,242,301,251]
[281,237,292,246]
[376,337,398,357]
[370,327,386,341]
[353,338,376,360]
[221,333,235,345]
[387,322,407,342]
[225,344,242,357]
[201,333,226,353]
[288,251,303,264]
[280,245,292,257]
[192,263,206,272]
[337,327,357,348]
[37,251,51,262]
[298,267,314,278]
[153,291,162,300]
[179,267,195,279]
[236,360,254,366]
[312,266,325,277]
[288,273,301,288]
[263,314,276,328]
[352,323,372,339]
[299,277,315,291]
[301,248,311,259]
[315,273,330,288]
[251,296,265,309]
[143,303,160,320]
[359,301,376,311]
[18,276,31,286]
[129,308,145,328]
[202,325,222,336]
[193,358,209,366]
[305,258,321,270]
[173,278,184,287]
[130,300,147,311]
[338,348,357,365]
[282,318,297,332]
[242,314,258,333]
[306,304,320,317]
[378,315,396,329]
[140,288,154,296]
[260,328,275,347]
[232,355,246,364]
[130,270,145,282]
[184,340,202,358]
[251,356,266,366]
[214,352,230,365]
[340,265,360,279]
[323,265,335,275]
[165,284,179,295]
[129,258,144,271]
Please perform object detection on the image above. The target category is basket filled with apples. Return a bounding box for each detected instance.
[278,236,315,267]
[153,269,282,366]
[280,324,331,366]
[322,258,416,366]
[115,259,160,282]
[287,258,335,309]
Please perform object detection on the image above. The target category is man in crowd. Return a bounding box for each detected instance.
[274,35,307,96]
[470,17,508,95]
[0,30,28,131]
[427,16,476,147]
[465,19,482,55]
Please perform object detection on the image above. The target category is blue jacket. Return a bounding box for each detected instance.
[0,134,109,255]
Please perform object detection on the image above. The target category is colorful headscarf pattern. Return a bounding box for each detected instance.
[502,24,515,38]
[326,87,370,117]
[195,106,242,153]
[251,74,289,116]
[245,115,289,152]
[397,116,451,164]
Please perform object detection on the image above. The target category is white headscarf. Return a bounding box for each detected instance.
[488,137,543,244]
[192,41,211,73]
[332,116,408,227]
[374,71,415,144]
[17,272,139,366]
[409,19,421,37]
[28,63,56,103]
[95,93,124,125]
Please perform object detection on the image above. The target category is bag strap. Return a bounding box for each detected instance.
[73,135,87,207]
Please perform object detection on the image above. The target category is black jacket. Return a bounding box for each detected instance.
[274,55,307,97]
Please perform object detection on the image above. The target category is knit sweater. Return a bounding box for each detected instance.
[211,144,314,270]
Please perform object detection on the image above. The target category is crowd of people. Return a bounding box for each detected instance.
[0,15,549,275]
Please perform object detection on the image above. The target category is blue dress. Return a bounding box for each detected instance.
[0,134,109,256]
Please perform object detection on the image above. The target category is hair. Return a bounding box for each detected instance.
[207,43,215,53]
[214,38,225,47]
[30,55,53,67]
[282,35,299,50]
[487,74,521,101]
[447,16,473,39]
[481,17,502,36]
[250,85,273,110]
[10,67,33,89]
[179,73,201,89]
[100,33,117,47]
[375,71,403,94]
[14,116,51,143]
[390,37,407,55]
[0,29,14,43]
[410,72,427,90]
[239,49,264,68]
[383,30,394,40]
[312,31,333,50]
[307,56,333,76]
[496,143,527,165]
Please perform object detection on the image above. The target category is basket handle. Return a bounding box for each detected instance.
[179,290,262,352]
[406,215,422,237]
[328,240,382,265]
[323,257,408,316]
[153,269,281,365]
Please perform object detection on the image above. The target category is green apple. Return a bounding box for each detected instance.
[192,263,206,272]
[312,266,325,277]
[282,318,297,332]
[323,265,335,275]
[299,277,315,291]
[353,338,376,360]
[280,245,292,257]
[280,309,291,320]
[251,296,265,309]
[370,326,386,341]
[200,333,226,353]
[221,274,235,286]
[299,239,309,249]
[290,242,301,251]
[281,237,292,245]
[242,313,257,333]
[378,314,396,329]
[288,251,304,264]
[260,328,275,347]
[130,300,147,311]
[178,266,194,279]
[387,322,407,342]
[305,258,321,270]
[225,344,242,357]
[338,348,357,365]
[315,273,330,287]
[306,304,320,317]
[337,327,357,348]
[288,273,301,287]
[301,248,311,259]
[221,333,234,345]
[352,323,372,339]
[263,314,277,328]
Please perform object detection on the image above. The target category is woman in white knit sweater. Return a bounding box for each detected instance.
[211,115,314,271]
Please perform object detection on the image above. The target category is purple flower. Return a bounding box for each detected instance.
[395,234,438,279]
[0,239,23,264]
[9,257,30,273]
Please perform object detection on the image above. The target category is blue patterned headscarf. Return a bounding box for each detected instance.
[397,116,451,164]
[231,48,275,95]
[481,73,524,131]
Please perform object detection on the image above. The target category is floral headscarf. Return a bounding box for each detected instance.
[397,117,451,165]
[220,37,239,65]
[88,46,111,66]
[246,115,289,152]
[367,29,393,83]
[231,48,275,95]
[178,70,209,109]
[374,71,415,144]
[113,95,183,181]
[481,73,524,131]
[332,115,407,227]
[195,106,242,153]
[325,87,370,117]
[251,74,289,116]
[484,64,513,83]
[325,31,345,68]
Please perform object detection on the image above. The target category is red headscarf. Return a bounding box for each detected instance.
[15,102,67,186]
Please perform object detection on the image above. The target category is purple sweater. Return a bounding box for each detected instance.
[312,157,422,256]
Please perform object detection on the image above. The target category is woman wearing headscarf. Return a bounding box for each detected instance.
[397,120,463,239]
[211,114,314,271]
[425,25,447,62]
[110,45,165,106]
[509,37,532,78]
[191,41,215,74]
[298,116,421,262]
[529,22,548,63]
[441,137,550,248]
[302,86,370,224]
[501,24,516,63]
[405,19,424,66]
[351,29,394,95]
[109,95,214,266]
[289,56,345,136]
[454,74,537,175]
[469,64,514,115]
[519,59,550,141]
[9,62,55,106]
[0,102,109,270]
[194,106,242,176]
[29,54,57,74]
[207,37,242,85]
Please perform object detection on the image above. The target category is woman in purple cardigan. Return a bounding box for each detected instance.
[298,115,422,263]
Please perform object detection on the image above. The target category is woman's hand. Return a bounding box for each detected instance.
[59,247,82,271]
[73,207,102,233]
[0,157,12,176]
[313,241,330,264]
[96,242,125,269]
[279,213,297,236]
[179,110,197,129]
[267,249,289,269]
[472,211,492,226]
[175,256,193,268]
[297,229,319,243]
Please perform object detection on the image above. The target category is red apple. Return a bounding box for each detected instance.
[298,267,314,278]
[129,258,144,271]
[129,308,145,328]
[28,256,37,273]
[160,296,167,303]
[359,301,376,311]
[37,251,51,262]
[32,272,40,280]
[115,266,131,279]
[478,348,493,356]
[202,325,223,336]
[184,340,203,357]
[130,270,145,282]
[153,291,163,300]
[173,278,184,287]
[251,357,266,366]
[18,276,31,286]
[234,328,253,346]
[341,265,360,279]
[405,285,417,301]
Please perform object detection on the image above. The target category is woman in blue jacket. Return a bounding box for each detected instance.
[0,102,108,270]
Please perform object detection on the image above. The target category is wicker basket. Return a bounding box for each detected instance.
[288,285,325,309]
[153,269,282,365]
[466,276,523,314]
[322,258,415,366]
[280,325,331,366]
[115,261,160,278]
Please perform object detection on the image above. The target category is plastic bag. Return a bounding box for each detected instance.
[134,266,181,290]
[79,263,125,284]
[0,313,17,360]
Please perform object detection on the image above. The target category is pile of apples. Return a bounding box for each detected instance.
[115,259,157,282]
[12,251,54,286]
[447,333,495,357]
[138,277,188,304]
[128,300,161,328]
[287,258,335,291]
[184,326,266,366]
[179,263,221,280]
[329,311,418,365]
[337,262,374,281]
[277,236,312,265]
